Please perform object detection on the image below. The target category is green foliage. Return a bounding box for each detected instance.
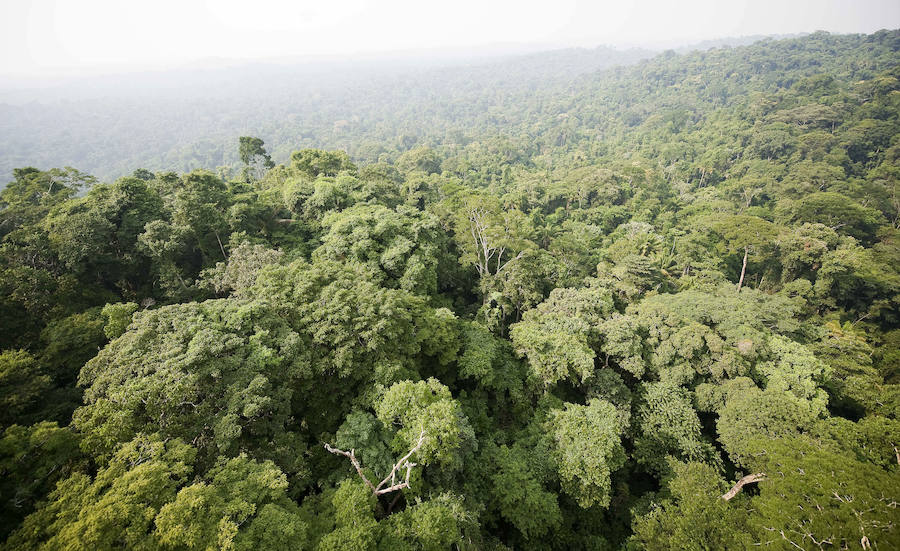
[0,422,83,539]
[375,378,476,469]
[757,335,829,410]
[628,462,749,551]
[38,308,106,384]
[717,387,822,467]
[0,351,50,427]
[744,436,900,549]
[42,176,164,289]
[457,320,528,401]
[239,136,275,169]
[198,240,283,297]
[317,480,379,551]
[510,283,614,386]
[378,493,476,551]
[155,455,306,551]
[314,204,443,295]
[100,301,138,339]
[634,382,718,476]
[73,299,309,475]
[291,149,356,179]
[0,168,90,238]
[4,434,196,551]
[779,192,885,243]
[488,444,562,538]
[449,191,536,299]
[547,399,626,508]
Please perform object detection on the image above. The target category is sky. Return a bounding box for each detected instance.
[2,0,899,76]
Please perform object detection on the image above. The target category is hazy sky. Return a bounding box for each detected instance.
[2,0,899,76]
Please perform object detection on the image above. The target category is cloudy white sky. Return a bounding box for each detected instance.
[2,0,899,76]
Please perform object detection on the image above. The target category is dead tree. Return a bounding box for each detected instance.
[324,428,427,496]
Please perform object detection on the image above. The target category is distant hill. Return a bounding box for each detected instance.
[0,31,893,185]
[0,45,653,184]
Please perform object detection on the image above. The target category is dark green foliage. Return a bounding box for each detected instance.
[0,423,84,538]
[628,462,749,550]
[0,351,50,427]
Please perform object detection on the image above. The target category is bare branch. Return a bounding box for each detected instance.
[496,250,526,275]
[323,444,377,493]
[722,473,766,501]
[375,428,427,495]
[324,428,427,497]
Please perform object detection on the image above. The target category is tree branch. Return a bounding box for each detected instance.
[324,428,427,497]
[496,250,526,275]
[375,428,426,495]
[323,444,377,493]
[721,472,766,500]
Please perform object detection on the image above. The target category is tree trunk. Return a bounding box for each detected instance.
[214,231,228,260]
[737,246,749,291]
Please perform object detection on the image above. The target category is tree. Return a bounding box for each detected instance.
[634,382,718,476]
[396,146,442,175]
[3,434,196,551]
[373,378,476,471]
[5,436,309,551]
[155,455,307,551]
[744,436,900,549]
[239,136,275,181]
[452,192,535,301]
[169,170,232,261]
[0,168,92,239]
[487,443,562,538]
[99,301,138,339]
[239,136,275,168]
[778,192,884,244]
[73,299,308,475]
[42,176,164,289]
[376,493,476,550]
[547,399,626,508]
[597,284,801,384]
[248,259,460,384]
[510,283,614,386]
[706,214,778,291]
[198,240,283,298]
[0,422,83,539]
[716,387,821,467]
[0,351,50,428]
[290,149,356,179]
[313,205,444,296]
[628,462,750,551]
[325,428,426,498]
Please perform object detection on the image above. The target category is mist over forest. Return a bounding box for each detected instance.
[1,16,899,551]
[0,36,794,184]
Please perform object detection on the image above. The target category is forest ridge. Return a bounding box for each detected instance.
[0,30,899,550]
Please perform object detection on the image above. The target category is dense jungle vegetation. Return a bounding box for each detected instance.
[1,30,899,550]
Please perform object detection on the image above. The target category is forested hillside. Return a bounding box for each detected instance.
[1,30,899,550]
[0,45,654,183]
